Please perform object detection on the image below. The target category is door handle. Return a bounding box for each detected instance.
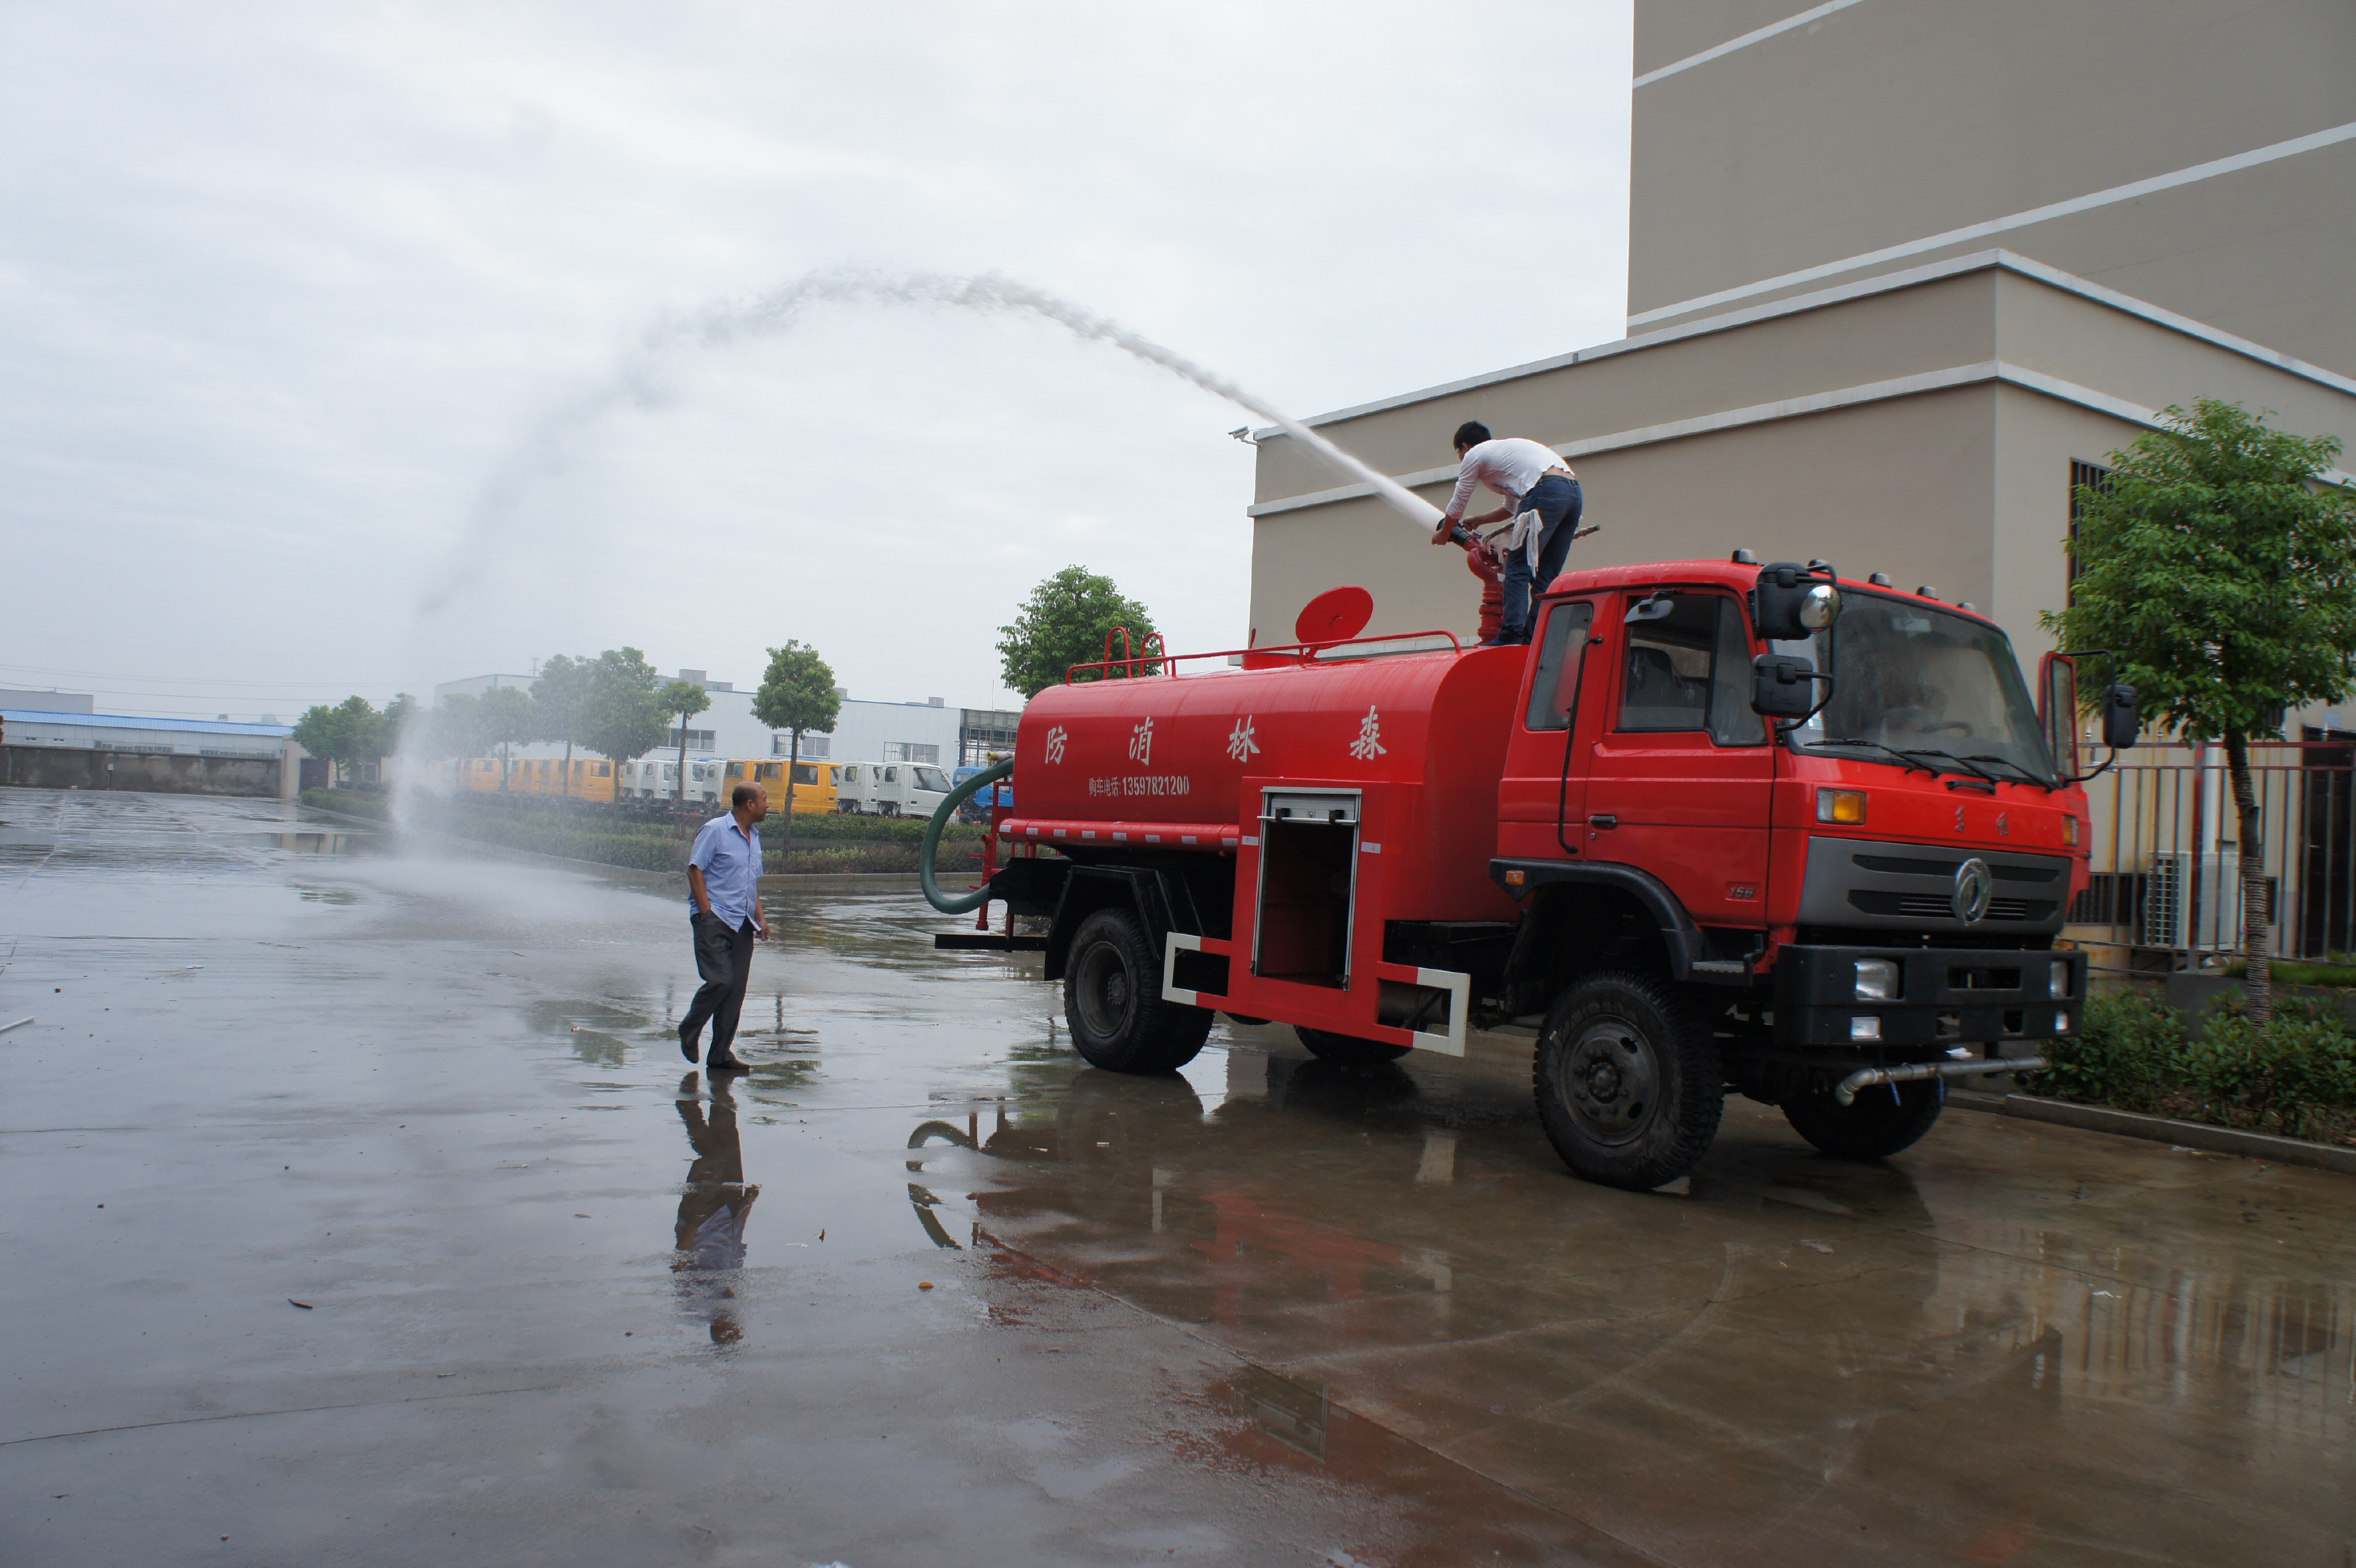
[1587,813,1617,829]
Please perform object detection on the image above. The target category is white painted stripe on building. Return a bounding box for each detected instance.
[1628,121,2356,327]
[1250,249,2356,445]
[1244,360,2356,518]
[1632,0,1869,88]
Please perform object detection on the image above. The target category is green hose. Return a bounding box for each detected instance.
[920,757,1015,913]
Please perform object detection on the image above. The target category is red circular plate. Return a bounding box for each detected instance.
[1294,585,1374,645]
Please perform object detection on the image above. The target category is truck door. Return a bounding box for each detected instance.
[1498,597,1600,861]
[1582,589,1774,925]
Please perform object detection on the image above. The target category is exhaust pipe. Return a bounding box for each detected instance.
[1834,1055,2046,1107]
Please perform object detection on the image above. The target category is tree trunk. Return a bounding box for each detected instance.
[2224,732,2272,1024]
[676,719,687,804]
[562,739,573,799]
[781,731,800,872]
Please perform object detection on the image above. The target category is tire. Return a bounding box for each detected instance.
[1062,907,1213,1073]
[881,802,900,818]
[1782,1077,1944,1160]
[1295,1027,1412,1066]
[1532,971,1723,1191]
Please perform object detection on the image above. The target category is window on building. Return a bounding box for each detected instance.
[2068,460,2112,607]
[666,727,716,751]
[883,742,939,764]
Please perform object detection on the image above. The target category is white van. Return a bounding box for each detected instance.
[833,761,952,818]
[628,755,723,806]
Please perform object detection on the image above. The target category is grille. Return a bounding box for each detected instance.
[1850,891,2055,922]
[1852,852,2060,884]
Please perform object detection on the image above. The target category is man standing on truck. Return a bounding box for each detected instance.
[680,780,770,1072]
[1430,421,1583,646]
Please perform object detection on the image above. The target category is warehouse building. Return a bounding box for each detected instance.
[1,707,299,798]
[1246,0,2356,669]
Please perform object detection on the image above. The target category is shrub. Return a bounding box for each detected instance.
[2025,991,2356,1145]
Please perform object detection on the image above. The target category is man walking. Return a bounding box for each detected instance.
[681,780,769,1072]
[1430,421,1583,646]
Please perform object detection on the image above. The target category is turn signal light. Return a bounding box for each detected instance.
[2062,815,2080,847]
[1817,789,1868,825]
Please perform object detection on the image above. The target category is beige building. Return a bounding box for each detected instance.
[1246,0,2356,676]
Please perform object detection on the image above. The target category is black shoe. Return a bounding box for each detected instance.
[679,1024,700,1063]
[706,1051,749,1073]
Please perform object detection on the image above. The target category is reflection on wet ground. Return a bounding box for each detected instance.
[2,785,2352,1566]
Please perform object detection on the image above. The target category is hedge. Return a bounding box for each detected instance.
[2021,992,2356,1147]
[300,788,990,876]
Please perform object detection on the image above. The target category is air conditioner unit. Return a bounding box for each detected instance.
[2145,851,2242,949]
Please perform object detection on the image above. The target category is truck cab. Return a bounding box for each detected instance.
[939,557,2125,1191]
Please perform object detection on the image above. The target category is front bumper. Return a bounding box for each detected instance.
[1772,945,2084,1049]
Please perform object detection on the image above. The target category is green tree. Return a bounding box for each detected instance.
[418,693,488,786]
[660,679,712,803]
[2043,398,2356,1021]
[292,694,383,786]
[752,640,841,862]
[578,647,670,806]
[478,685,535,790]
[997,565,1160,700]
[531,655,591,798]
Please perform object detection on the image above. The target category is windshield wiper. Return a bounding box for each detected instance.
[1960,753,2057,791]
[1901,749,2007,786]
[1802,737,1935,776]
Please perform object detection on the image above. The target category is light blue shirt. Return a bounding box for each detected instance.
[687,813,762,927]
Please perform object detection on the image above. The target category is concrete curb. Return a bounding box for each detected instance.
[1948,1089,2356,1176]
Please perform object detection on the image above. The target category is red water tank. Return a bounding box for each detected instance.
[1003,641,1528,921]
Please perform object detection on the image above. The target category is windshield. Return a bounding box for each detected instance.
[914,766,952,792]
[1777,593,2057,783]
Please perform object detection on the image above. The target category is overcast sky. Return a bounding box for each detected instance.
[2,1,1632,720]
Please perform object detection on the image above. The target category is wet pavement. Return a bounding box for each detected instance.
[2,786,2352,1567]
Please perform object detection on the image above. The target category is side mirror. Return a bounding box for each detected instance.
[2101,683,2139,750]
[1752,653,1825,719]
[1752,562,1842,641]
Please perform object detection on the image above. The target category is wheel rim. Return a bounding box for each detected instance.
[1557,1015,1664,1146]
[1074,940,1133,1040]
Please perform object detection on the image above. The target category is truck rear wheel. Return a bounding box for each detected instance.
[1782,1077,1944,1160]
[1533,971,1722,1191]
[1063,908,1212,1073]
[1295,1028,1412,1066]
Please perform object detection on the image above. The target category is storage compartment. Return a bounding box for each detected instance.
[1253,790,1361,988]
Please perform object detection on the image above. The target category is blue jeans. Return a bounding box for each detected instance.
[1498,475,1583,644]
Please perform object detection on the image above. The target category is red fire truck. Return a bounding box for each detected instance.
[927,556,2137,1190]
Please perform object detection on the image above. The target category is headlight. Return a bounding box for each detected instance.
[1849,1016,1882,1042]
[1818,788,1868,825]
[2050,962,2070,999]
[1855,958,1899,1001]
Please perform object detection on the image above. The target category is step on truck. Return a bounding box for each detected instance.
[925,557,2137,1190]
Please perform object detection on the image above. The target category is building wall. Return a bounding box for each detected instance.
[1628,0,2356,371]
[1248,258,2356,667]
[0,689,95,713]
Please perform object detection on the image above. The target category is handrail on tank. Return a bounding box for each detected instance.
[1063,627,1464,684]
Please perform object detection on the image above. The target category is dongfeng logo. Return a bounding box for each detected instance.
[1951,858,1993,924]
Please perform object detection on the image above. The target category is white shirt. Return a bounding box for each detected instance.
[1443,438,1572,524]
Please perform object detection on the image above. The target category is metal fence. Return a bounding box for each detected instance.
[2072,738,2356,963]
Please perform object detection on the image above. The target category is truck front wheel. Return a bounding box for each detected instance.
[1533,971,1722,1191]
[1063,908,1212,1073]
[1782,1077,1944,1160]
